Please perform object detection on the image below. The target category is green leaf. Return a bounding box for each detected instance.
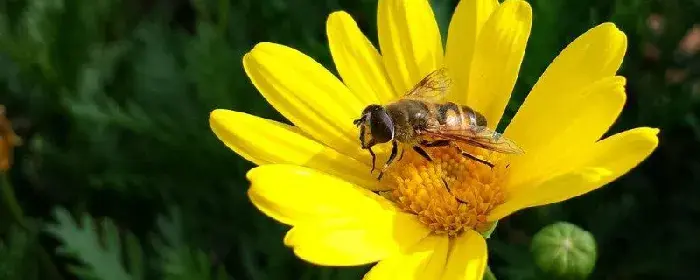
[153,207,231,280]
[483,266,497,280]
[45,207,142,280]
[125,232,145,280]
[0,225,39,279]
[481,221,499,239]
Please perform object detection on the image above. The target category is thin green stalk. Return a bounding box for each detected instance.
[1,174,26,228]
[1,173,64,280]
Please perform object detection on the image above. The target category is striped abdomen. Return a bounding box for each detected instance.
[434,101,487,130]
[384,99,487,143]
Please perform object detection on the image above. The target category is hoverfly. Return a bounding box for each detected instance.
[353,68,524,180]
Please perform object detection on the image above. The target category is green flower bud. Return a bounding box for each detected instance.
[531,222,597,279]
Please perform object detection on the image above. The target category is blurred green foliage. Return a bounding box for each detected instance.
[0,0,699,279]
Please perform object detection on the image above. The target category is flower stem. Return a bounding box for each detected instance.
[0,174,64,280]
[1,174,26,228]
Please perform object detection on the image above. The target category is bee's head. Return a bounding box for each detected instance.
[353,104,394,149]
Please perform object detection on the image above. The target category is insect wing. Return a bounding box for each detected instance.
[401,68,452,102]
[465,127,524,154]
[423,125,524,154]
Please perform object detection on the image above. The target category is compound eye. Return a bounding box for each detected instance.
[370,110,394,143]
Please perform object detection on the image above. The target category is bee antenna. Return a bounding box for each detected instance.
[353,114,369,127]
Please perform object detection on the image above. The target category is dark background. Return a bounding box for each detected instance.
[0,0,699,279]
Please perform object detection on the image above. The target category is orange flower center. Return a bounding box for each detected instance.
[382,145,509,236]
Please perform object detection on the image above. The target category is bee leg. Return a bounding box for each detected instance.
[368,146,377,172]
[419,140,494,167]
[358,122,367,148]
[397,148,405,161]
[419,139,450,147]
[453,145,494,168]
[442,178,466,204]
[377,141,399,181]
[412,146,432,161]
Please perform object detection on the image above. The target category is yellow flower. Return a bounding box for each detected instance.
[210,0,659,279]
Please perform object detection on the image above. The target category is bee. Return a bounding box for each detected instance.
[353,68,524,180]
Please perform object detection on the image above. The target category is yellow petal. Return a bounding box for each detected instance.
[440,230,488,280]
[285,212,431,266]
[209,109,383,190]
[505,76,626,190]
[327,11,395,104]
[505,22,627,151]
[378,0,443,95]
[243,42,362,155]
[363,235,448,280]
[466,0,531,127]
[490,127,659,220]
[247,165,430,266]
[445,0,499,105]
[246,164,400,225]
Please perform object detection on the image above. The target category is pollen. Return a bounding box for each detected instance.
[383,145,509,236]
